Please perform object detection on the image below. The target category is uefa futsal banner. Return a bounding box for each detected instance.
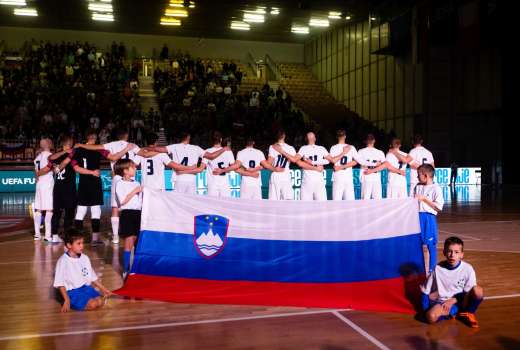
[115,190,424,313]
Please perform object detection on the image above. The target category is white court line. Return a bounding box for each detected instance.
[0,308,349,341]
[437,230,481,241]
[441,220,514,225]
[485,293,520,300]
[463,248,520,254]
[332,311,390,350]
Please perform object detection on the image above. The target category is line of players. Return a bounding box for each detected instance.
[33,128,434,243]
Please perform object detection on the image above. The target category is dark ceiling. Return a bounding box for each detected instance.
[0,0,417,43]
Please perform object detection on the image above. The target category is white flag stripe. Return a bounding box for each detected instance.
[141,190,420,242]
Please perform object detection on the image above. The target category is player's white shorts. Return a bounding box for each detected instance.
[268,178,293,200]
[207,180,231,198]
[34,182,54,210]
[175,180,197,194]
[301,178,326,201]
[332,176,355,201]
[240,184,262,200]
[111,175,122,207]
[361,178,382,200]
[387,176,407,199]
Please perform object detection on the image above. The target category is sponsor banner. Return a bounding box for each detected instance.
[0,168,482,201]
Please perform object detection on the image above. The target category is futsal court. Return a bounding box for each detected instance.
[0,186,518,350]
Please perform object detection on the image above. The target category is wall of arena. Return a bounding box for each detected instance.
[0,26,304,63]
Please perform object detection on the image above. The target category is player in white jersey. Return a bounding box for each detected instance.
[329,129,360,201]
[365,138,409,198]
[235,137,268,200]
[204,132,239,198]
[294,132,332,201]
[33,138,54,241]
[152,131,225,194]
[133,133,203,190]
[408,135,435,195]
[357,134,386,200]
[267,130,299,200]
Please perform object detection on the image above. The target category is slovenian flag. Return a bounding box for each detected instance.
[115,190,424,313]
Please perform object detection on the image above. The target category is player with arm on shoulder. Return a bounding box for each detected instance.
[267,129,298,200]
[329,129,359,200]
[204,132,240,198]
[357,134,386,199]
[365,137,409,198]
[295,132,329,201]
[148,131,207,193]
[236,136,266,200]
[408,134,435,196]
[133,133,203,191]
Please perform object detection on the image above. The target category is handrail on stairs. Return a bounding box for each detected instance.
[245,52,259,78]
[264,54,283,81]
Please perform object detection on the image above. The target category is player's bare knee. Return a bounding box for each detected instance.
[425,310,438,324]
[472,285,484,299]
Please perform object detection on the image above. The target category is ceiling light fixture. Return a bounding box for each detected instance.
[309,18,329,27]
[0,0,26,5]
[165,8,188,17]
[328,11,342,19]
[291,25,309,34]
[88,2,113,12]
[243,12,264,23]
[160,17,181,26]
[270,7,279,15]
[230,20,250,31]
[92,12,114,21]
[345,15,351,20]
[14,7,37,16]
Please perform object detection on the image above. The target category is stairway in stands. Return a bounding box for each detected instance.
[277,63,351,128]
[139,75,159,113]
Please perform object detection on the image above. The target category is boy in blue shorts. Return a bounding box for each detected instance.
[413,164,444,275]
[421,236,484,327]
[53,228,112,312]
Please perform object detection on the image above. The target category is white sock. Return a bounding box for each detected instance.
[44,212,53,239]
[33,211,42,236]
[111,217,119,239]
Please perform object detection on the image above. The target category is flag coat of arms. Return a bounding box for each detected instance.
[116,190,424,313]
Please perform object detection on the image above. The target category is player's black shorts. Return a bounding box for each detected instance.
[119,209,141,238]
[53,186,77,209]
[77,177,103,206]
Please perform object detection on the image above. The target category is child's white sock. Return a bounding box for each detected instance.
[44,212,53,240]
[111,217,119,241]
[33,211,42,237]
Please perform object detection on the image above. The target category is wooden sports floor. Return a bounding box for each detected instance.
[0,186,519,350]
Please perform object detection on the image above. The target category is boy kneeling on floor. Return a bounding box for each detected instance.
[54,228,112,312]
[421,236,484,327]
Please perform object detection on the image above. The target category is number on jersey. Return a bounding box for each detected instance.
[275,155,288,168]
[146,159,154,175]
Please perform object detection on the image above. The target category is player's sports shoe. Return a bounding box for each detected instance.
[33,234,41,241]
[43,236,52,243]
[457,312,479,328]
[52,235,63,244]
[111,236,119,244]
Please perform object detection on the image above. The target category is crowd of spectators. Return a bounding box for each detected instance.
[0,40,141,147]
[152,51,308,150]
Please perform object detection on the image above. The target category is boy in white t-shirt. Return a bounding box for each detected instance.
[53,228,111,312]
[413,164,444,275]
[421,236,484,328]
